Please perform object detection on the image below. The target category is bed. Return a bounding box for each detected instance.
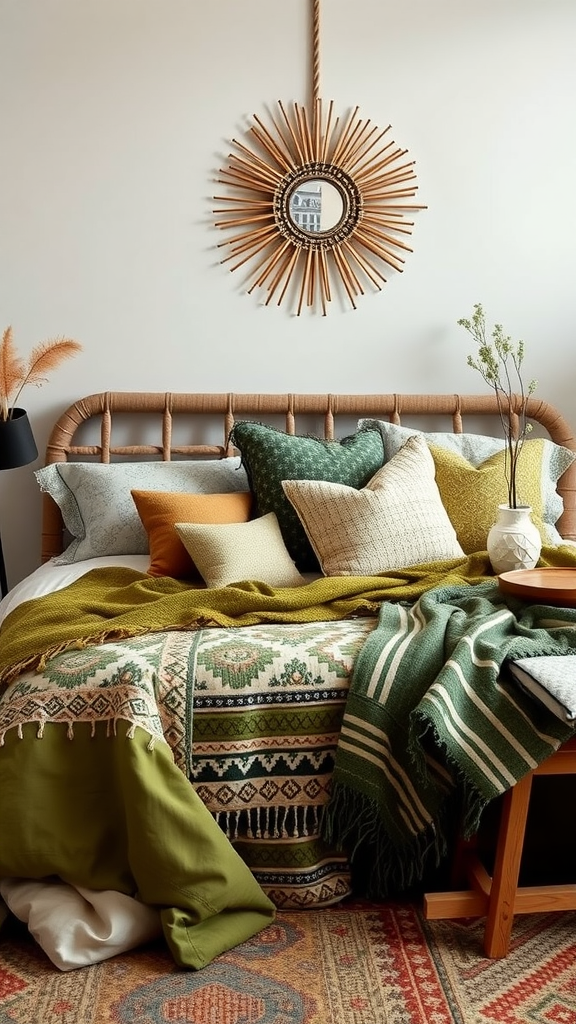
[2,389,576,971]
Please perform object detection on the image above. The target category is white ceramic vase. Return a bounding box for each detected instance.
[486,504,542,574]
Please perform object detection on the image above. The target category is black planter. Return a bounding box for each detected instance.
[0,407,38,469]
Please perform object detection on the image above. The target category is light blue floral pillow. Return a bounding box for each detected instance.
[36,459,249,563]
[359,419,576,545]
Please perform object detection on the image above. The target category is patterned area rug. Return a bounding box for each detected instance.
[1,900,576,1023]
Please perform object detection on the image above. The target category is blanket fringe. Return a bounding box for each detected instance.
[0,717,159,750]
[411,714,487,841]
[215,805,320,843]
[321,783,449,898]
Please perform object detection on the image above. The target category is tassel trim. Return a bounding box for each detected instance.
[0,716,160,749]
[215,804,321,842]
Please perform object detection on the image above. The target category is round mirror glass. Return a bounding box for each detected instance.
[288,179,345,235]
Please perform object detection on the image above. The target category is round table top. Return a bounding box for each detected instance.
[498,567,576,605]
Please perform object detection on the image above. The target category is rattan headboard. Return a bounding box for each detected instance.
[41,391,576,561]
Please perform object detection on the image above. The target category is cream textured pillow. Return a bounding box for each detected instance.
[174,513,305,588]
[282,434,464,576]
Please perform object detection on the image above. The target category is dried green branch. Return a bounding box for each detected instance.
[457,303,537,508]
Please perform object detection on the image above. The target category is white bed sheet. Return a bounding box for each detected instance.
[0,555,150,627]
[0,557,321,628]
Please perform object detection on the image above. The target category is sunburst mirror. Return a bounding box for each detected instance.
[213,0,426,314]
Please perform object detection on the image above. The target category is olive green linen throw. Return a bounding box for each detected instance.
[4,548,576,687]
[0,556,504,686]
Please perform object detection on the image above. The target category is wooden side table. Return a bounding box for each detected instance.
[423,735,576,958]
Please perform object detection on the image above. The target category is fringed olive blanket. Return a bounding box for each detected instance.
[0,554,499,687]
[323,577,576,897]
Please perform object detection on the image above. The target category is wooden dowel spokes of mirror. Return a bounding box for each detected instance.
[213,0,426,314]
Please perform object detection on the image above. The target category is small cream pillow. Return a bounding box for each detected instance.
[0,878,161,971]
[174,512,305,588]
[282,433,464,576]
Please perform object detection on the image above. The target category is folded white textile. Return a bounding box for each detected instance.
[508,656,576,723]
[0,878,162,970]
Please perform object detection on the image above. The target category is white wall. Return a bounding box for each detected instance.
[1,0,575,587]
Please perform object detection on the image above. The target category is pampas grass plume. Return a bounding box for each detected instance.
[0,327,82,421]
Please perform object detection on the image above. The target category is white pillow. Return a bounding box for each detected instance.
[35,459,249,563]
[282,434,464,576]
[0,878,161,971]
[175,512,305,588]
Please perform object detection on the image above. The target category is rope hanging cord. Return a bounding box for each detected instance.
[312,0,321,108]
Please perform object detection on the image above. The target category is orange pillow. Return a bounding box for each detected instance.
[131,489,253,578]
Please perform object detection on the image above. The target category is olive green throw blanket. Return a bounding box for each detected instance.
[3,547,575,687]
[323,576,576,897]
[0,555,500,686]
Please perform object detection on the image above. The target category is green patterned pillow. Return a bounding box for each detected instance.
[228,422,385,570]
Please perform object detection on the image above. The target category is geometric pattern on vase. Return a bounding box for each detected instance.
[487,504,543,574]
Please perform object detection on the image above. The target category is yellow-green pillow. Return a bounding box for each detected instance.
[429,440,548,554]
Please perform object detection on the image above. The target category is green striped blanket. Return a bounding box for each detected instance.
[323,580,576,896]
